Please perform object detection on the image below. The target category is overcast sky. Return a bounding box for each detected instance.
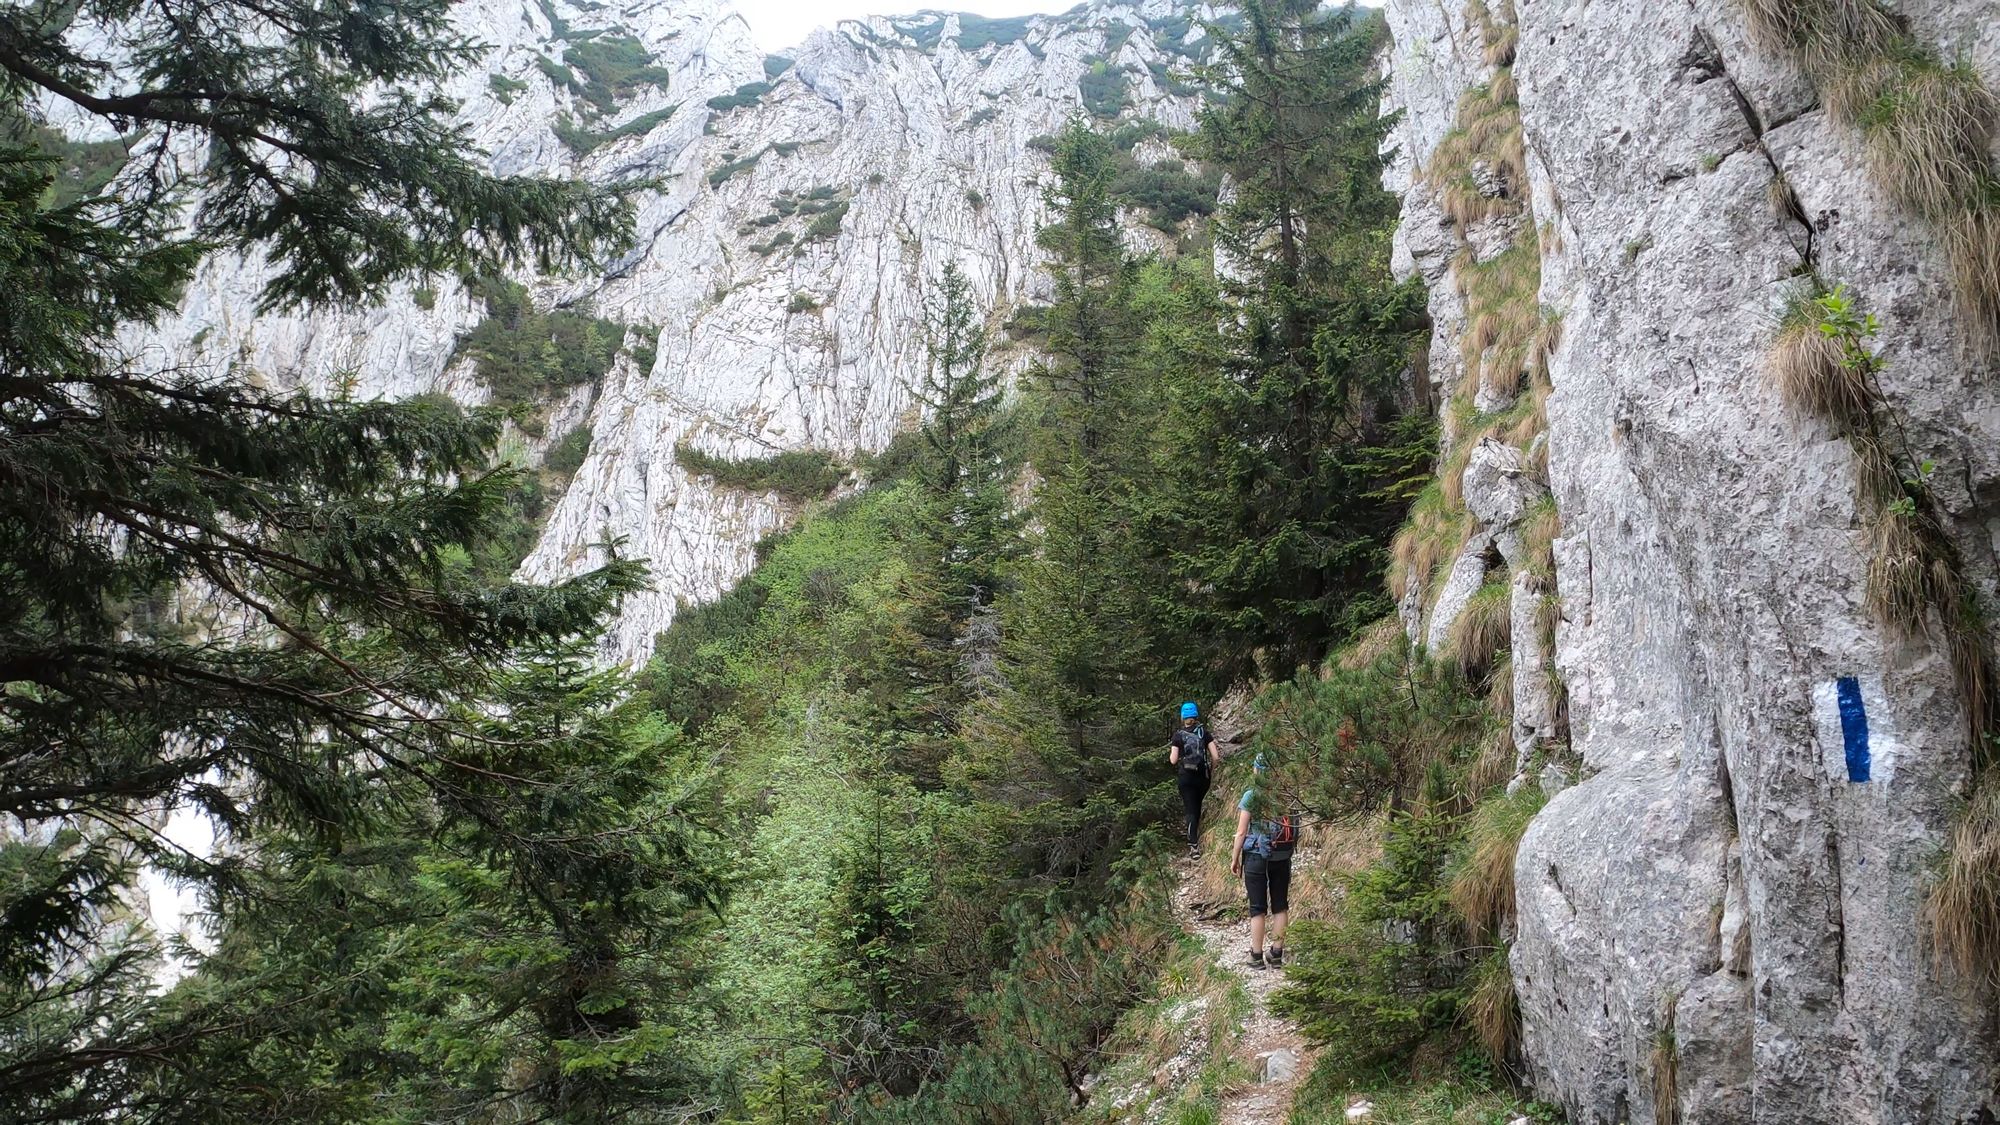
[735,0,1075,53]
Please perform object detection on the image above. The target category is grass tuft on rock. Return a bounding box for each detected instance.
[1744,0,2000,350]
[1768,301,1870,427]
[1448,783,1544,941]
[1461,948,1520,1069]
[1446,580,1511,685]
[1931,772,2000,990]
[1650,995,1680,1125]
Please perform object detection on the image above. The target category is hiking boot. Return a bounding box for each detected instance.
[1246,948,1268,970]
[1267,944,1285,968]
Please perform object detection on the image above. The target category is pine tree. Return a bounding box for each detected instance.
[909,261,1012,624]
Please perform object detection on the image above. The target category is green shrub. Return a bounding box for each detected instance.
[1250,648,1495,817]
[634,575,770,734]
[489,73,529,105]
[534,54,576,89]
[453,276,626,425]
[412,286,437,310]
[1080,62,1131,118]
[850,873,1174,1124]
[1113,161,1221,229]
[709,148,766,187]
[566,34,673,113]
[673,442,846,500]
[1107,120,1164,152]
[965,189,985,208]
[544,425,593,477]
[1273,800,1470,1074]
[18,123,132,206]
[764,55,795,79]
[950,13,1037,51]
[785,292,820,314]
[706,81,773,112]
[801,200,850,244]
[553,105,678,155]
[1148,59,1201,97]
[629,326,659,373]
[750,231,794,255]
[964,107,1001,129]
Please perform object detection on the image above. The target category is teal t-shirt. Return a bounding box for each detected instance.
[1239,789,1291,857]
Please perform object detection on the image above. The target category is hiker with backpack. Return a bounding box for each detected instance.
[1168,701,1220,858]
[1231,753,1295,970]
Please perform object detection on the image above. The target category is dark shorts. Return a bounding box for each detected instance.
[1242,850,1292,918]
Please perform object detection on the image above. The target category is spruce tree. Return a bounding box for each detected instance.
[1146,0,1427,674]
[878,262,1016,783]
[963,121,1162,882]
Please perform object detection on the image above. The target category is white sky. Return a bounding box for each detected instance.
[735,0,1076,53]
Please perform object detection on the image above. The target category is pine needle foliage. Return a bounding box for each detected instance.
[0,4,760,1118]
[674,441,848,500]
[0,0,630,311]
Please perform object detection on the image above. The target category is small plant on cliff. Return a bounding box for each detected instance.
[673,441,846,500]
[1461,948,1522,1073]
[1932,765,2000,990]
[1765,283,2000,989]
[1769,285,1871,426]
[1445,579,1511,685]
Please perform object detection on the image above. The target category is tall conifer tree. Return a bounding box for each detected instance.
[1145,1,1427,674]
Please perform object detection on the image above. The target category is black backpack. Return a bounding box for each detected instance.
[1176,726,1210,773]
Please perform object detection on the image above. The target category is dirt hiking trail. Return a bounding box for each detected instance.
[1175,847,1317,1125]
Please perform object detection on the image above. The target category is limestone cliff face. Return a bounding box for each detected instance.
[125,0,1201,661]
[1385,0,2000,1120]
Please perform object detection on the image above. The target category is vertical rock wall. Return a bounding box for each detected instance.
[1386,0,2000,1120]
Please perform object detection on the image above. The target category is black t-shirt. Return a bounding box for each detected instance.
[1172,726,1213,772]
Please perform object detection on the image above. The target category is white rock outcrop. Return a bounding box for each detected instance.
[117,0,1201,661]
[1385,0,2000,1120]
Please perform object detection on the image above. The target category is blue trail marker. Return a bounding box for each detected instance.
[1835,676,1870,783]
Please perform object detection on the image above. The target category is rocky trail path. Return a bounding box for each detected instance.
[1175,850,1316,1125]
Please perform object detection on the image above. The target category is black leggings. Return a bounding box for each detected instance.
[1242,851,1292,917]
[1176,768,1209,845]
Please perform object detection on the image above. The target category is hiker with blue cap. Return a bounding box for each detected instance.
[1168,700,1220,858]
